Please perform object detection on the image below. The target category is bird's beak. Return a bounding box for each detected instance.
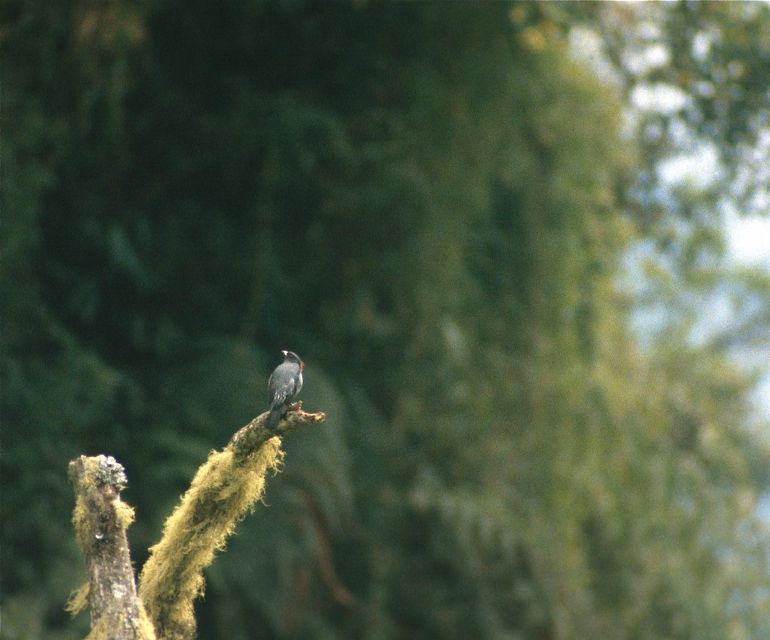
[282,350,288,357]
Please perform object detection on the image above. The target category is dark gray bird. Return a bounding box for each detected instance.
[265,350,304,430]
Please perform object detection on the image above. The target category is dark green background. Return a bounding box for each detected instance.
[4,2,770,638]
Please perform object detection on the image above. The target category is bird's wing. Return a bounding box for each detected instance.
[270,376,298,406]
[295,372,303,395]
[271,386,290,406]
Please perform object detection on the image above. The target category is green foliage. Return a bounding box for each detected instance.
[4,1,770,639]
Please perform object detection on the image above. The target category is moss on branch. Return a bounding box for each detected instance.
[68,455,156,640]
[138,404,325,640]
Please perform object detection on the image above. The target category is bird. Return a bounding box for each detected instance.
[265,350,304,430]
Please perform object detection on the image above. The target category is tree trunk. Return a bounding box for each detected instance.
[68,455,156,640]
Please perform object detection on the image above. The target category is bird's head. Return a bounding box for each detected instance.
[282,350,303,368]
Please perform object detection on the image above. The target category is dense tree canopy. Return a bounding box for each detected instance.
[3,1,770,638]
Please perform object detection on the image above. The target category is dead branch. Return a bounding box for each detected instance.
[137,404,325,640]
[68,455,156,640]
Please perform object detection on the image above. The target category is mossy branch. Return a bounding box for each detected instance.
[68,455,156,640]
[137,403,325,640]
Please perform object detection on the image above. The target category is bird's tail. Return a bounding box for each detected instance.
[265,405,284,430]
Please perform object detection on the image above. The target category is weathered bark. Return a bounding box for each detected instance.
[228,401,326,458]
[138,404,325,640]
[68,404,323,639]
[68,455,156,640]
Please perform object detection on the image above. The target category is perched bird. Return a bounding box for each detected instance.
[265,350,304,430]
